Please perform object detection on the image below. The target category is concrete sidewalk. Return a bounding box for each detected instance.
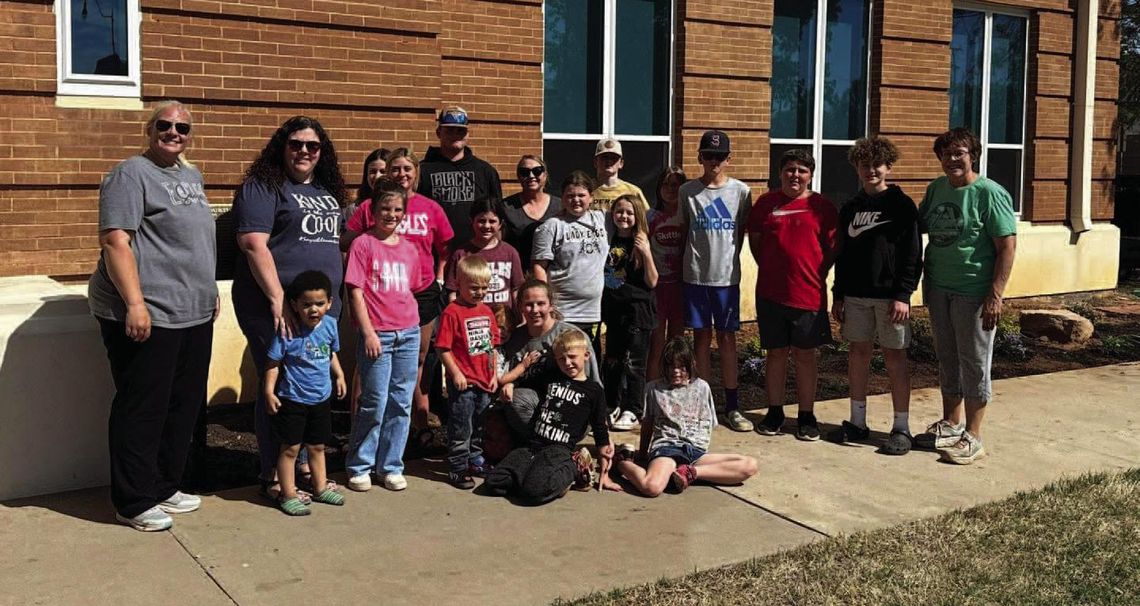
[2,363,1137,605]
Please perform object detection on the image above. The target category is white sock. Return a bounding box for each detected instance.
[849,400,867,428]
[893,411,910,434]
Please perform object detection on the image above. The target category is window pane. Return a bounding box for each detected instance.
[820,144,858,206]
[544,0,604,134]
[989,15,1027,144]
[822,0,869,140]
[615,0,672,136]
[986,148,1022,212]
[542,139,668,201]
[949,9,984,134]
[69,0,129,76]
[771,1,817,139]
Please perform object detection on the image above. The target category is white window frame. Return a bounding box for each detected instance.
[953,3,1029,212]
[769,0,872,192]
[55,0,142,98]
[541,0,675,156]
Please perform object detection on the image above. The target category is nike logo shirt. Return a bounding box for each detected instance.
[747,190,838,311]
[833,184,923,302]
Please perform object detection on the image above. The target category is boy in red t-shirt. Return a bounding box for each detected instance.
[746,149,838,441]
[435,256,501,489]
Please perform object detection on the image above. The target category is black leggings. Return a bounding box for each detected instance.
[602,323,650,415]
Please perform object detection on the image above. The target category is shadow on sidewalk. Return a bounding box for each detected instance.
[1,487,119,526]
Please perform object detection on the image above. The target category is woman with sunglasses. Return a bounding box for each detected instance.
[232,115,348,500]
[89,100,218,531]
[502,155,561,269]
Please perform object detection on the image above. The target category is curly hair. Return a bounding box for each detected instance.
[243,115,348,206]
[356,147,390,202]
[848,136,900,168]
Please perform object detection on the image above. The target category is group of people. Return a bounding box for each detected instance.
[89,100,1016,531]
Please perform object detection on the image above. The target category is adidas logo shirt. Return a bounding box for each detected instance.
[679,177,751,286]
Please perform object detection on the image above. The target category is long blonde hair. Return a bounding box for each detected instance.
[144,100,193,167]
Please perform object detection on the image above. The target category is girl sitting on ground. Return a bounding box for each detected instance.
[613,337,759,496]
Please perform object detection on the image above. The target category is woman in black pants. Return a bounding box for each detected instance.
[88,100,218,531]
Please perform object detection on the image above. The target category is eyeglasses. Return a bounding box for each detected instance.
[517,166,546,179]
[941,150,970,161]
[155,120,191,135]
[287,139,322,153]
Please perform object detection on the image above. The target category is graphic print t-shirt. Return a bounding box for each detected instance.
[347,193,454,292]
[918,176,1017,297]
[267,315,340,404]
[747,191,838,311]
[680,178,751,286]
[435,301,501,391]
[416,146,503,249]
[591,179,650,214]
[88,155,218,328]
[531,379,609,448]
[531,211,609,323]
[643,378,717,453]
[232,179,345,321]
[344,234,421,331]
[444,241,525,307]
[648,207,685,284]
[602,235,655,328]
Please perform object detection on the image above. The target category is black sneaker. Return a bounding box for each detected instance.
[827,420,870,444]
[796,412,821,442]
[756,407,786,436]
[448,472,475,490]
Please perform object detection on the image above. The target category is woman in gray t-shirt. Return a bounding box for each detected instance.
[88,101,218,532]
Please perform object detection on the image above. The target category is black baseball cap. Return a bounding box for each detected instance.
[699,130,730,154]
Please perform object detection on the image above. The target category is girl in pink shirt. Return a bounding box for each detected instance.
[342,148,453,430]
[343,181,423,492]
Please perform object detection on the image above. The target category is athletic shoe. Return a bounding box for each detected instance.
[915,419,966,450]
[881,430,913,456]
[468,459,490,478]
[724,409,754,432]
[448,472,475,490]
[827,420,870,444]
[756,407,785,436]
[380,473,408,491]
[612,410,639,431]
[115,506,173,532]
[669,464,697,493]
[796,412,821,442]
[938,431,986,465]
[347,473,373,492]
[157,491,201,514]
[571,447,594,490]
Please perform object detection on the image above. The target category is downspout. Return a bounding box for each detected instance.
[1069,0,1098,234]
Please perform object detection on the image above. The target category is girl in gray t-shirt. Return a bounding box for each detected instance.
[531,171,609,324]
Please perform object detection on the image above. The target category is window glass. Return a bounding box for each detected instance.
[949,9,984,134]
[542,139,668,202]
[69,0,129,76]
[614,0,671,136]
[988,14,1026,145]
[986,148,1021,211]
[544,0,604,134]
[771,1,817,139]
[820,144,858,207]
[822,0,869,140]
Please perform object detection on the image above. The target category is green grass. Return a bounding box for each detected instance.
[556,469,1140,606]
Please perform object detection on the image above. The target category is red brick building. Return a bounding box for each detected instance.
[0,0,1123,293]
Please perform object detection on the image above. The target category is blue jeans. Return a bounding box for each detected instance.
[346,326,420,477]
[447,387,492,473]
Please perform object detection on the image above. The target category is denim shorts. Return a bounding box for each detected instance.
[649,443,706,465]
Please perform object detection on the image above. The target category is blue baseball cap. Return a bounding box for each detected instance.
[438,106,469,128]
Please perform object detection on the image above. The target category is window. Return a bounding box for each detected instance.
[543,0,673,199]
[769,0,870,205]
[55,0,141,97]
[949,6,1028,211]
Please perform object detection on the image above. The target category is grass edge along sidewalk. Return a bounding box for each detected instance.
[557,468,1140,606]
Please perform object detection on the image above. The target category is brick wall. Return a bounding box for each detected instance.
[0,0,1123,277]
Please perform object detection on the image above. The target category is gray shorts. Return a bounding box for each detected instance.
[924,284,995,402]
[841,296,911,349]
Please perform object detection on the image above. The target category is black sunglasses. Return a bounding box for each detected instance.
[517,166,546,179]
[155,120,191,135]
[287,139,322,153]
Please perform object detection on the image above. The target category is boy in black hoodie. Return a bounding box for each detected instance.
[417,106,503,249]
[829,136,922,455]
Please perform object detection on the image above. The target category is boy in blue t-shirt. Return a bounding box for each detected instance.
[265,270,347,515]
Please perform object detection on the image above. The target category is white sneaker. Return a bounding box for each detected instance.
[116,506,173,532]
[347,473,373,492]
[611,410,638,431]
[380,473,407,491]
[158,491,201,514]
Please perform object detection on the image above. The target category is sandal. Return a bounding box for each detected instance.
[881,430,914,456]
[311,488,345,506]
[260,480,312,505]
[278,496,311,516]
[297,472,339,495]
